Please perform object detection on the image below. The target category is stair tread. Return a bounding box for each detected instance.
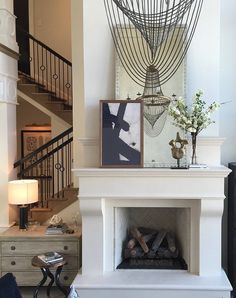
[18,83,38,87]
[32,92,52,95]
[30,208,52,212]
[46,100,67,104]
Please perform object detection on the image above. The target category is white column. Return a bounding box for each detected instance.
[0,0,18,228]
[71,0,115,168]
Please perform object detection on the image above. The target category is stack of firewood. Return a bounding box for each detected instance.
[124,227,179,259]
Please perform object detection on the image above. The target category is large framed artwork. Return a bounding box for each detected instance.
[100,100,143,167]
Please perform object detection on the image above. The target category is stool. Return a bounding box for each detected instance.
[32,255,69,298]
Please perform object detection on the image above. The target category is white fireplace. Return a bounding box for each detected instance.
[72,159,232,297]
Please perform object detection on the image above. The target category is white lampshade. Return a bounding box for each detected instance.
[8,180,38,205]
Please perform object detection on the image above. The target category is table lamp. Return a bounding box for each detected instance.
[8,180,38,230]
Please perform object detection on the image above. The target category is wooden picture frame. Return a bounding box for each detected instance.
[100,100,143,167]
[21,129,51,158]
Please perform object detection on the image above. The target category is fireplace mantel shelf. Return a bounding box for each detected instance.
[73,166,230,178]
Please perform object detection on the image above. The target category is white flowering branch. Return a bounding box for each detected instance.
[169,90,220,135]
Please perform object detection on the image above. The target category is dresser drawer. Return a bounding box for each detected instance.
[2,241,78,256]
[3,270,78,286]
[1,256,79,271]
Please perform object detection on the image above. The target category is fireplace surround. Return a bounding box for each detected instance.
[72,164,232,298]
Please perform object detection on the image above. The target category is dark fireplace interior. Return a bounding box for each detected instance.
[115,207,189,270]
[117,226,187,270]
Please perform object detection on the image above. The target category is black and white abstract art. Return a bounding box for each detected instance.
[100,100,143,167]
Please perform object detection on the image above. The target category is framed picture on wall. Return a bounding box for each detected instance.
[21,129,51,158]
[100,100,143,167]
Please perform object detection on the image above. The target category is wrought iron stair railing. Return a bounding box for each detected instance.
[17,27,72,107]
[14,127,73,209]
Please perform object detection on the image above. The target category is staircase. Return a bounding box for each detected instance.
[15,28,77,223]
[17,27,73,125]
[14,127,78,223]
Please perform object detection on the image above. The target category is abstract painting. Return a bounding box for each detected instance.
[100,100,143,167]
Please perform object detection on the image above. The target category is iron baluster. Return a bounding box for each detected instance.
[56,141,60,198]
[63,62,65,104]
[50,52,52,95]
[61,139,64,196]
[67,64,69,103]
[46,49,48,91]
[58,58,61,99]
[40,47,44,85]
[36,42,40,86]
[70,67,72,106]
[52,147,55,198]
[54,55,57,97]
[33,39,36,81]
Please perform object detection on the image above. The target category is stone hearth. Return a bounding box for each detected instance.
[72,165,232,298]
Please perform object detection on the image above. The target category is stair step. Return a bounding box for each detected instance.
[48,197,68,201]
[32,92,52,96]
[30,208,52,212]
[21,176,52,180]
[45,102,65,110]
[18,71,73,125]
[18,83,39,93]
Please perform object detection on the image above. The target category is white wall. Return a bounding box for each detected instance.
[31,0,71,61]
[220,0,236,166]
[186,0,221,136]
[219,0,236,272]
[72,0,221,168]
[16,98,51,159]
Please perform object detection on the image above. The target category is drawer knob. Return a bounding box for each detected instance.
[64,276,69,281]
[11,246,16,251]
[64,246,68,250]
[11,261,16,266]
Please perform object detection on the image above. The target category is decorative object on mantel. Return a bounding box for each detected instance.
[104,0,203,137]
[169,91,220,166]
[100,100,143,167]
[169,132,189,169]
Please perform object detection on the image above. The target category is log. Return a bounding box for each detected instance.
[166,231,176,253]
[124,247,144,259]
[142,233,155,243]
[127,238,137,249]
[130,227,149,253]
[126,234,153,250]
[157,247,179,259]
[151,229,167,252]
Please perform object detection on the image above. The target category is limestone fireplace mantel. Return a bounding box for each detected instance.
[72,166,232,298]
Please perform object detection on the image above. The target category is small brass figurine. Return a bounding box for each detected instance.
[169,132,188,169]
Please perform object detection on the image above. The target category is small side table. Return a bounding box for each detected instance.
[32,255,69,298]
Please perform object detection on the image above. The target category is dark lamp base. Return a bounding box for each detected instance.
[19,206,28,230]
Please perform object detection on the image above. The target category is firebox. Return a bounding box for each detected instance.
[114,207,190,270]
